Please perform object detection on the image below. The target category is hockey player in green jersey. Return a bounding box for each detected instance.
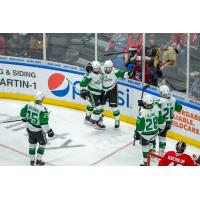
[20,91,54,166]
[101,60,132,128]
[155,85,182,156]
[79,61,105,128]
[135,95,165,166]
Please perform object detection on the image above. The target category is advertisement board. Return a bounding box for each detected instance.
[0,57,200,146]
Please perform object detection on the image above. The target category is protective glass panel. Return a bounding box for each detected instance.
[0,33,43,59]
[97,33,143,73]
[46,33,95,67]
[189,33,200,102]
[145,33,187,93]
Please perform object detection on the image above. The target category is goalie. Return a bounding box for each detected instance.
[158,141,195,166]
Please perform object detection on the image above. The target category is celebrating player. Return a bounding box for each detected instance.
[101,60,132,128]
[158,141,195,166]
[79,61,105,128]
[155,85,182,156]
[135,95,165,166]
[20,91,54,166]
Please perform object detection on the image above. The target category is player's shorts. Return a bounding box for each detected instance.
[27,128,47,145]
[159,122,172,137]
[88,93,102,107]
[141,136,156,146]
[102,86,118,107]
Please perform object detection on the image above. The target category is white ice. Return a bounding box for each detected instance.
[0,99,199,166]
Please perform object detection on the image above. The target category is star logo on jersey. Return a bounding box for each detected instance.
[48,73,70,97]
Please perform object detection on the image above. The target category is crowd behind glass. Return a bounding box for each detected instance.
[0,33,199,102]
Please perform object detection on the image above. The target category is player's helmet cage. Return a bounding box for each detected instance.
[176,141,187,154]
[143,95,154,108]
[35,91,45,102]
[159,85,170,98]
[104,60,113,73]
[91,61,101,74]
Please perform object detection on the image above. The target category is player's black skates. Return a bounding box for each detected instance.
[140,162,147,166]
[95,119,106,129]
[115,120,120,128]
[36,160,45,166]
[30,160,35,166]
[85,115,95,125]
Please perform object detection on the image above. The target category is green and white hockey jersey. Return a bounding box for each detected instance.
[20,102,50,133]
[80,72,103,95]
[136,106,165,140]
[102,68,128,92]
[155,96,182,123]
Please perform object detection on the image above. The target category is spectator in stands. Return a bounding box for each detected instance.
[145,34,160,86]
[130,56,152,84]
[170,33,187,51]
[7,33,27,57]
[0,35,6,55]
[189,72,200,101]
[28,34,43,59]
[124,33,143,64]
[105,33,129,70]
[153,39,177,85]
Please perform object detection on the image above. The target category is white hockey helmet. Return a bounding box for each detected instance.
[104,60,113,68]
[91,60,101,73]
[159,85,170,98]
[35,91,45,102]
[143,95,154,107]
[104,60,113,73]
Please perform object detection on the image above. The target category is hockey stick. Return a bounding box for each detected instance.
[104,48,137,56]
[133,84,150,146]
[0,119,22,124]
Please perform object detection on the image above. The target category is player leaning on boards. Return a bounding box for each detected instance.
[79,61,105,129]
[135,95,166,166]
[158,141,195,166]
[20,91,54,166]
[101,60,133,128]
[155,85,182,156]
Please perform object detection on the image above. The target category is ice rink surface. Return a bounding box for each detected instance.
[0,99,199,166]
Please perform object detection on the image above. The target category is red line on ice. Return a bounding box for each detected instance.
[0,143,55,166]
[90,141,133,166]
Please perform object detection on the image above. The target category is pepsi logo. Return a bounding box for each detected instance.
[48,73,70,97]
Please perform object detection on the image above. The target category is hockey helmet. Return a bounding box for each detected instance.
[91,61,101,74]
[35,91,45,102]
[143,95,154,108]
[159,85,170,98]
[176,141,187,154]
[104,60,113,73]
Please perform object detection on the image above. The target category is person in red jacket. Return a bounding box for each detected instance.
[158,141,195,166]
[130,56,152,84]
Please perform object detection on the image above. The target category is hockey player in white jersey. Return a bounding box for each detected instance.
[135,95,165,166]
[101,60,132,128]
[79,61,105,128]
[20,91,54,166]
[155,85,182,156]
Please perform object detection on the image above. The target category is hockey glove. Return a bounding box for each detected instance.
[127,71,134,78]
[80,89,89,100]
[138,100,144,107]
[47,129,54,137]
[134,130,141,140]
